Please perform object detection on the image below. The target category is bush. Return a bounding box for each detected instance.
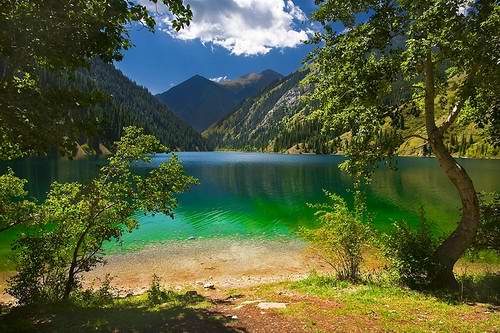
[147,274,171,305]
[74,274,116,307]
[300,191,372,281]
[471,192,500,253]
[382,210,440,289]
[7,127,197,305]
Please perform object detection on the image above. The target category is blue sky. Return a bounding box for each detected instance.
[115,0,321,94]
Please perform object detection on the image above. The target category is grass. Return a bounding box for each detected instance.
[1,265,498,332]
[0,291,236,333]
[249,273,500,333]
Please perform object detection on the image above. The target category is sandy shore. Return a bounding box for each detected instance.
[0,238,324,302]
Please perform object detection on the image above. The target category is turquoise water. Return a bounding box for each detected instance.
[1,152,499,256]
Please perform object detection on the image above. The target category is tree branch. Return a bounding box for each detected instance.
[403,134,428,142]
[439,103,462,134]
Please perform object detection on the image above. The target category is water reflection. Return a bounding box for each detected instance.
[1,152,499,252]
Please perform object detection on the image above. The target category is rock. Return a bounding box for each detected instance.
[233,300,264,310]
[187,236,196,240]
[203,282,215,289]
[185,290,199,297]
[257,302,287,309]
[231,315,238,320]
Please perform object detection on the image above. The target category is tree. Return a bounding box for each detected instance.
[308,1,499,288]
[0,168,36,232]
[7,127,197,304]
[300,191,372,281]
[0,0,192,158]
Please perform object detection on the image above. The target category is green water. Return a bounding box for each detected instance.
[1,152,499,262]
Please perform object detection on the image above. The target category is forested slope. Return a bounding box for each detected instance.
[204,70,499,158]
[67,60,209,152]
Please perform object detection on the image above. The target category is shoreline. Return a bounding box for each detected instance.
[0,238,325,303]
[1,236,498,304]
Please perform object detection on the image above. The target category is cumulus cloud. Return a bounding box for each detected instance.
[151,0,309,56]
[210,76,228,82]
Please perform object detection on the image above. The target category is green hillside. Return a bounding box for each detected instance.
[67,60,210,152]
[204,70,499,158]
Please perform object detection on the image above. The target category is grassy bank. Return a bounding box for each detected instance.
[1,271,498,333]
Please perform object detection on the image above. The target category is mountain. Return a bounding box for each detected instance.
[218,69,284,100]
[73,60,209,151]
[204,69,500,158]
[156,70,283,132]
[156,75,239,132]
[203,70,312,151]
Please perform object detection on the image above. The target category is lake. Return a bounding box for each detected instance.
[1,152,499,262]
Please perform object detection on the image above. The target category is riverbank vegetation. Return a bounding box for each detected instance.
[1,0,499,331]
[1,267,498,332]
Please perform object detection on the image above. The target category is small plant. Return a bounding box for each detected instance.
[147,274,168,305]
[92,274,116,306]
[300,191,372,281]
[74,274,116,307]
[382,209,440,289]
[470,192,500,254]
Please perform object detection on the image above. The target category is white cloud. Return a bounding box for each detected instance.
[153,0,310,56]
[210,76,228,82]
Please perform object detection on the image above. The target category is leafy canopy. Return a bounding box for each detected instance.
[307,0,499,175]
[8,127,198,304]
[0,168,36,232]
[0,0,192,158]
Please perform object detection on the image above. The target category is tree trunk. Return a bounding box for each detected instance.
[424,53,480,289]
[63,224,92,301]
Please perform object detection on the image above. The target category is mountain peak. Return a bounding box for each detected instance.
[187,74,211,82]
[260,69,282,77]
[155,69,285,132]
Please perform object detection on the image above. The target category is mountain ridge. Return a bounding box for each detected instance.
[156,70,284,132]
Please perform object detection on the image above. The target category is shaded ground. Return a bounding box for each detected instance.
[1,273,499,333]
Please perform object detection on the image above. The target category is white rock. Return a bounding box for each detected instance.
[203,282,215,289]
[257,302,287,309]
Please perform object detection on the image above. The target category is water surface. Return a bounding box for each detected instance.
[1,152,499,260]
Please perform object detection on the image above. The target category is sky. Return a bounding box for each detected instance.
[114,0,323,94]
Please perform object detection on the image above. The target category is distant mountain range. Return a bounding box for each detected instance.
[204,68,500,158]
[155,70,283,132]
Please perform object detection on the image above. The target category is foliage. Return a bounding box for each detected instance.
[0,0,192,157]
[308,0,499,288]
[0,168,36,232]
[471,192,500,253]
[7,127,198,305]
[382,211,441,289]
[307,0,499,172]
[147,274,170,305]
[300,191,372,281]
[74,274,117,307]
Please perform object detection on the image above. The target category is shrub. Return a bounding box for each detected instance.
[147,274,171,305]
[382,210,440,289]
[74,274,116,307]
[300,191,372,281]
[7,127,197,305]
[471,192,500,253]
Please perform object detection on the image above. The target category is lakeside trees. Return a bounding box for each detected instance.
[0,1,197,305]
[0,0,192,158]
[8,127,197,304]
[308,0,499,288]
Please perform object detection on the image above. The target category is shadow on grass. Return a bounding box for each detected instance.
[429,272,500,306]
[0,292,247,333]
